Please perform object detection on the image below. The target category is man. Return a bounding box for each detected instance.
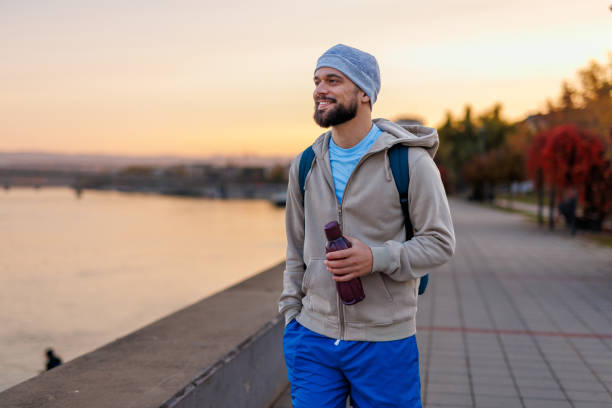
[279,44,455,408]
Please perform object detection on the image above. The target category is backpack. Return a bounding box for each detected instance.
[298,144,429,295]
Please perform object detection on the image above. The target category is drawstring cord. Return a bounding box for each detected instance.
[384,150,392,181]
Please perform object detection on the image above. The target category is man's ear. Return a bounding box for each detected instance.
[361,91,370,104]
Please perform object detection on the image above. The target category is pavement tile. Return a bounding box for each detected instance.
[503,345,540,352]
[505,351,542,360]
[429,356,467,364]
[426,373,471,386]
[511,368,554,379]
[473,394,523,408]
[501,334,534,343]
[467,349,504,358]
[426,392,473,406]
[522,398,572,408]
[471,375,515,386]
[565,389,612,403]
[548,362,592,374]
[555,372,599,383]
[558,379,609,392]
[472,383,519,397]
[468,355,508,365]
[600,373,612,382]
[426,382,472,394]
[588,362,612,375]
[428,361,468,370]
[573,402,612,408]
[515,377,560,389]
[470,367,513,378]
[534,355,582,364]
[518,387,565,399]
[426,363,469,371]
[428,349,467,357]
[508,363,550,373]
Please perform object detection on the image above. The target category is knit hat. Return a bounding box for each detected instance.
[315,44,381,107]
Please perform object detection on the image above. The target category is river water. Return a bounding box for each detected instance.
[0,187,286,391]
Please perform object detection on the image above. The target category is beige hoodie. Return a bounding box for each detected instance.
[278,118,455,341]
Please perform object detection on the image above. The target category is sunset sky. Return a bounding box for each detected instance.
[1,1,610,158]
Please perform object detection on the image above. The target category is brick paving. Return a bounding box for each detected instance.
[271,199,612,408]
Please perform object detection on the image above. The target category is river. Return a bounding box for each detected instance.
[0,187,286,391]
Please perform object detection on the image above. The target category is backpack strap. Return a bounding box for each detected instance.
[388,144,429,295]
[298,145,315,204]
[388,144,413,240]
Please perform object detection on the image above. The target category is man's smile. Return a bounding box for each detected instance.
[316,98,336,111]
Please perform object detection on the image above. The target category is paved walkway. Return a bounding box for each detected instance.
[494,198,541,214]
[271,199,612,408]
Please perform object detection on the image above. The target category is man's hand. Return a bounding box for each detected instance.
[324,235,373,282]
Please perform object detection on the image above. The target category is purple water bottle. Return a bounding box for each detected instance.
[324,221,365,305]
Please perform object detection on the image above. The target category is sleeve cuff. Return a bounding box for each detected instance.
[371,245,392,274]
[284,308,300,326]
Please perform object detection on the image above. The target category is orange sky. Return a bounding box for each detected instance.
[1,1,610,158]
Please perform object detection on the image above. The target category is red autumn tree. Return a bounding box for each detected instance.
[527,124,610,229]
[541,125,603,197]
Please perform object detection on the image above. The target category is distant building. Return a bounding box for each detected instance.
[394,118,424,126]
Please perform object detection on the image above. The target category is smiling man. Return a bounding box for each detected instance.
[279,44,455,408]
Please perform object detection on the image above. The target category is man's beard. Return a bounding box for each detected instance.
[313,97,358,128]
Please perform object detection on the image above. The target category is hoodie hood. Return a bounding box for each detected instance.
[311,118,439,160]
[373,118,439,159]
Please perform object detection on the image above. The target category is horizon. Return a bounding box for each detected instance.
[1,1,610,157]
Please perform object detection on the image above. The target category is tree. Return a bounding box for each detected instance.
[540,54,612,157]
[477,103,516,153]
[437,104,523,199]
[527,124,610,230]
[437,107,480,193]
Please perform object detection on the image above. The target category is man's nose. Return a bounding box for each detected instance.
[315,82,328,95]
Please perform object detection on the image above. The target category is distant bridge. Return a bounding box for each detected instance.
[0,168,288,200]
[0,169,97,188]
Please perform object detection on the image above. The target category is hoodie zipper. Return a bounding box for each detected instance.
[337,203,345,342]
[335,147,388,342]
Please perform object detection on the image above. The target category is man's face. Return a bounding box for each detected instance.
[313,67,360,128]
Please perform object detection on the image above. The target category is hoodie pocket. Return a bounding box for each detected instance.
[343,272,394,325]
[302,259,338,316]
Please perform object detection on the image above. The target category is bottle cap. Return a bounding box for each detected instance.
[324,221,342,240]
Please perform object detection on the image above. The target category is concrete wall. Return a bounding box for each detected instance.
[0,262,289,408]
[161,317,286,408]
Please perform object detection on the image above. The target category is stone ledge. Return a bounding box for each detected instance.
[0,262,287,408]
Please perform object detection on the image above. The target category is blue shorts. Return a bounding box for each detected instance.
[283,319,422,408]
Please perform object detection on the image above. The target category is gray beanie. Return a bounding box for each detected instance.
[315,44,381,107]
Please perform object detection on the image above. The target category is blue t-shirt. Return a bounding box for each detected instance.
[329,123,382,204]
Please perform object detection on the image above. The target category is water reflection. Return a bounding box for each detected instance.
[0,187,286,391]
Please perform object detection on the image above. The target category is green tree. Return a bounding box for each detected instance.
[438,104,519,199]
[477,103,516,153]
